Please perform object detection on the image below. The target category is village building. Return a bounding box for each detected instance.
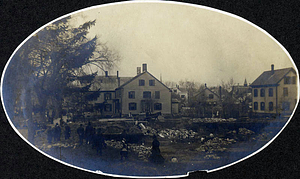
[250,64,298,117]
[169,85,189,115]
[171,85,188,100]
[230,80,252,118]
[231,79,252,95]
[85,64,172,118]
[115,64,172,117]
[87,71,131,118]
[193,84,223,118]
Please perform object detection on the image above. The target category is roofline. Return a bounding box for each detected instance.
[275,68,296,84]
[251,67,295,86]
[146,71,172,91]
[115,71,172,92]
[88,90,115,92]
[115,71,146,89]
[249,84,279,88]
[194,87,220,98]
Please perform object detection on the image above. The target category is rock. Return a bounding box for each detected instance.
[171,158,178,163]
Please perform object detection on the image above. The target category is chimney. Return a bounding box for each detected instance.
[137,67,141,75]
[105,71,108,77]
[142,63,147,72]
[271,64,274,74]
[219,86,222,99]
[117,71,120,87]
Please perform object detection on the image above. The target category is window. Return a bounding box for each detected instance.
[128,91,135,99]
[174,89,177,93]
[254,102,258,110]
[208,94,214,99]
[269,88,273,97]
[260,102,265,111]
[139,79,145,86]
[143,91,151,98]
[292,76,296,84]
[181,95,185,98]
[260,89,265,97]
[282,102,290,111]
[104,93,111,100]
[149,80,155,86]
[283,87,288,97]
[105,104,112,111]
[155,91,160,99]
[254,89,258,97]
[154,103,162,110]
[269,102,273,111]
[284,76,291,84]
[129,103,137,110]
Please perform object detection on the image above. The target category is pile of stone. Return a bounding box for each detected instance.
[158,129,198,140]
[238,128,255,135]
[129,144,152,161]
[105,140,152,161]
[192,118,237,123]
[252,131,273,141]
[105,140,123,149]
[204,154,221,160]
[37,142,76,151]
[196,137,236,153]
[237,128,255,141]
[142,126,158,135]
[128,125,142,134]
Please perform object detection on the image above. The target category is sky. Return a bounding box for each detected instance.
[68,2,295,86]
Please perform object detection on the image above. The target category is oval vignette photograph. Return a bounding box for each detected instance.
[1,1,299,177]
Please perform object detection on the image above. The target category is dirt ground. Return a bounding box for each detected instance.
[30,117,284,176]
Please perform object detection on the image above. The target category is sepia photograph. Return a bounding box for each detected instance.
[1,1,299,178]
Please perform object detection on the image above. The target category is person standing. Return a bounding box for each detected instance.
[64,123,71,140]
[85,122,93,145]
[54,123,61,142]
[120,138,128,161]
[77,124,84,145]
[46,126,53,144]
[149,135,164,164]
[94,129,106,156]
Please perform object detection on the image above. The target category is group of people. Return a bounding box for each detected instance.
[46,121,164,163]
[47,122,71,143]
[77,122,107,156]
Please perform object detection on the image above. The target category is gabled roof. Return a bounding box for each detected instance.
[194,87,220,98]
[89,76,132,91]
[250,67,295,87]
[116,71,171,91]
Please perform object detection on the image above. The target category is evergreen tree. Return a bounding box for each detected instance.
[2,16,118,143]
